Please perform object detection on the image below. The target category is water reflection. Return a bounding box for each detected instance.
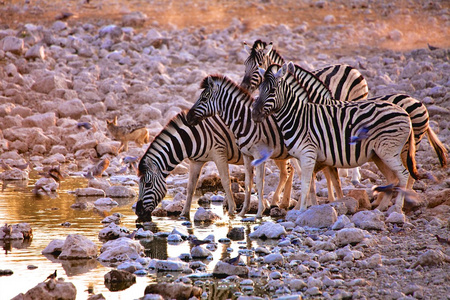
[0,171,268,299]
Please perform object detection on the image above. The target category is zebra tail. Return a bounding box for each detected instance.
[426,127,448,168]
[406,128,420,180]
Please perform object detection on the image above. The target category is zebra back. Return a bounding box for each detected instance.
[187,74,291,161]
[255,63,414,170]
[241,40,368,103]
[135,112,242,220]
[313,64,369,102]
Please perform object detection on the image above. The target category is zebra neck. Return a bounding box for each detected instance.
[268,50,284,67]
[217,88,253,139]
[293,66,333,103]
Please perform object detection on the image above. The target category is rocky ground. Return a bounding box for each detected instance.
[1,0,450,299]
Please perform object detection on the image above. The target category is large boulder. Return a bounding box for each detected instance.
[11,279,76,300]
[212,260,249,278]
[58,234,98,259]
[98,237,144,262]
[295,204,338,228]
[249,221,287,239]
[144,282,202,299]
[104,269,136,292]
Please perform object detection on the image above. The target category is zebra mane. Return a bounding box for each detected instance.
[251,39,268,53]
[263,63,313,103]
[201,74,253,99]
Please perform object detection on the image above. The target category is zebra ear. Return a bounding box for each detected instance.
[243,41,251,54]
[263,42,273,56]
[287,61,296,74]
[258,67,266,77]
[274,66,284,80]
[207,76,219,92]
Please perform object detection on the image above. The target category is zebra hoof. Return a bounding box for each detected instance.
[351,180,360,186]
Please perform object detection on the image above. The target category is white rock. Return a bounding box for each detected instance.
[94,197,118,206]
[295,204,337,228]
[249,221,287,239]
[334,228,366,247]
[98,237,144,262]
[351,210,385,230]
[42,239,65,254]
[193,207,221,222]
[58,234,98,259]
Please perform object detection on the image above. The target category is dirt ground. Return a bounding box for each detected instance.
[2,0,449,54]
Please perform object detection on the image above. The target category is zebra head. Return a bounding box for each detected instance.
[135,156,167,222]
[252,63,289,122]
[186,75,220,126]
[241,40,274,93]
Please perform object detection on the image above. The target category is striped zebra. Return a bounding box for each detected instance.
[252,62,420,212]
[241,39,369,101]
[186,74,306,218]
[242,39,368,193]
[286,62,448,193]
[135,112,294,221]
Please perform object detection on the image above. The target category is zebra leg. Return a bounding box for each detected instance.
[308,172,318,206]
[214,156,237,215]
[280,162,294,210]
[255,161,267,218]
[272,159,290,208]
[372,157,400,211]
[322,166,343,202]
[351,167,362,185]
[239,155,254,217]
[294,159,315,211]
[181,161,205,218]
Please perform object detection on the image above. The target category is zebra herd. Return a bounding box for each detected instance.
[135,39,448,222]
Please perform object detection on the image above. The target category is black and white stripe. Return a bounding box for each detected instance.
[253,63,419,212]
[136,112,242,221]
[186,75,296,218]
[241,39,369,102]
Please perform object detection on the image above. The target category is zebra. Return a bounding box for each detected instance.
[285,62,448,203]
[135,111,294,221]
[186,74,314,218]
[241,39,368,193]
[252,62,420,212]
[241,39,369,101]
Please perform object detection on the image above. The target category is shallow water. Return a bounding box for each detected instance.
[0,170,273,299]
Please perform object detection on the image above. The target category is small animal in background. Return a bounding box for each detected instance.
[45,270,57,281]
[106,116,150,152]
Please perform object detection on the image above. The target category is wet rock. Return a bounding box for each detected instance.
[94,197,118,206]
[59,234,98,259]
[190,245,212,259]
[42,239,65,255]
[12,279,76,299]
[104,269,136,291]
[148,259,189,272]
[144,282,202,299]
[212,260,249,278]
[193,207,221,222]
[0,223,32,240]
[75,187,106,197]
[227,226,245,240]
[0,269,13,276]
[98,223,129,240]
[249,221,287,239]
[105,185,136,198]
[98,237,144,262]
